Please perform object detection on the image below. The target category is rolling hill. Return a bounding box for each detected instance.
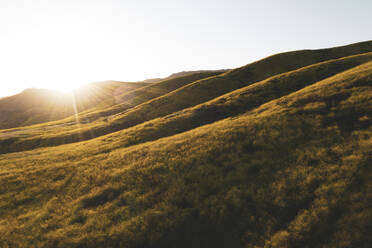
[0,70,225,130]
[0,81,149,129]
[1,40,371,154]
[0,41,371,247]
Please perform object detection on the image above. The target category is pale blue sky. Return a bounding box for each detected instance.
[0,0,371,96]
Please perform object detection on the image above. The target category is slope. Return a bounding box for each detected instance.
[0,81,148,129]
[1,40,371,132]
[82,40,372,137]
[0,61,371,247]
[1,51,371,154]
[74,70,226,123]
[0,70,225,131]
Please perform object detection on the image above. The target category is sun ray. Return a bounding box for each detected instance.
[70,92,82,140]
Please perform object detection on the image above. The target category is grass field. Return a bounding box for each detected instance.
[0,81,149,129]
[1,41,371,154]
[0,41,371,247]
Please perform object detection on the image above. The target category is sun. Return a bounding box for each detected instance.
[50,81,87,94]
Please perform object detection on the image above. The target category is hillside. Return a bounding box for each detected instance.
[0,81,149,129]
[75,70,226,123]
[0,70,225,131]
[1,52,371,154]
[1,41,371,154]
[0,41,371,247]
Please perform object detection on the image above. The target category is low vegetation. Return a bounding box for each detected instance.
[76,70,225,123]
[0,41,371,247]
[0,81,149,129]
[1,41,371,153]
[0,70,224,130]
[1,52,371,155]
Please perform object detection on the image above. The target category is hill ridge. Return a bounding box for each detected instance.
[2,41,372,155]
[1,49,371,154]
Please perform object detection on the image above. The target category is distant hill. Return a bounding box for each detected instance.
[0,40,371,247]
[0,71,226,130]
[0,81,148,129]
[79,70,227,123]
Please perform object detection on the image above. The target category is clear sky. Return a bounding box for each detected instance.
[0,0,371,97]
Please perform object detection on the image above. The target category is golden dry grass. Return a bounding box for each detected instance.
[0,42,371,247]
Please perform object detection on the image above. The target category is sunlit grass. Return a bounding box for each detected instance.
[0,81,149,130]
[0,43,371,247]
[1,51,371,155]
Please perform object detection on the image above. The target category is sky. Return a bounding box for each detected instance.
[0,0,371,97]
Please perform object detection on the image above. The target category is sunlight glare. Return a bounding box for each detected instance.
[48,81,89,94]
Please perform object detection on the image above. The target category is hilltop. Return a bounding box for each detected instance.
[0,40,371,247]
[143,69,228,83]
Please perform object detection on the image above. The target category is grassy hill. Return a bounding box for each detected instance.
[75,70,226,123]
[0,41,371,247]
[0,70,225,131]
[1,52,371,154]
[1,41,371,154]
[0,81,149,129]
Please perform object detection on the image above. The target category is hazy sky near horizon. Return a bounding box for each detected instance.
[0,0,371,97]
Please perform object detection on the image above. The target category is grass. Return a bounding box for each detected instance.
[0,41,371,247]
[0,70,224,147]
[2,51,371,156]
[0,81,149,129]
[1,41,371,153]
[74,70,226,123]
[0,70,224,132]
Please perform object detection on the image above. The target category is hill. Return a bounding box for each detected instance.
[0,41,371,247]
[0,41,371,154]
[0,70,226,131]
[76,70,227,123]
[0,81,149,129]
